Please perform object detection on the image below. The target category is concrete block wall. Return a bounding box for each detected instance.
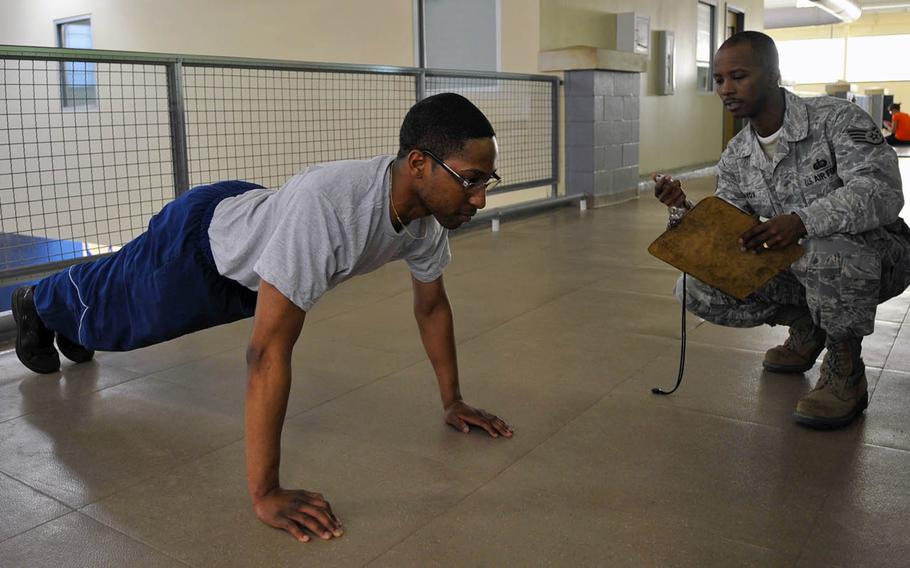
[565,70,641,197]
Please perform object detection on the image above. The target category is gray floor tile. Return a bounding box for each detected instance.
[373,496,784,568]
[83,434,480,568]
[307,285,538,360]
[305,261,413,323]
[863,370,910,452]
[0,356,142,423]
[528,396,848,555]
[613,342,883,432]
[0,512,186,567]
[491,287,702,352]
[455,327,672,396]
[688,318,898,373]
[0,376,243,507]
[95,319,252,375]
[586,264,681,297]
[876,290,910,324]
[443,255,613,309]
[687,319,790,354]
[282,331,670,484]
[797,444,910,567]
[0,471,71,542]
[283,366,537,480]
[885,332,910,372]
[446,229,555,275]
[148,335,413,419]
[374,395,843,565]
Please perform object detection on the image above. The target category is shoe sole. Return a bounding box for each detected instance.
[56,335,95,364]
[792,392,869,430]
[11,288,60,374]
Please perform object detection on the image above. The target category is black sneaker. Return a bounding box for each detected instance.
[11,286,60,374]
[56,333,95,364]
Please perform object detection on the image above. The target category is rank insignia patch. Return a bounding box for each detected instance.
[846,127,884,145]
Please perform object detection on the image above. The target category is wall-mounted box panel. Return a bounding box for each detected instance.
[656,30,675,95]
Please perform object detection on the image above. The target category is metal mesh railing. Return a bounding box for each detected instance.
[426,75,554,189]
[1,58,173,275]
[183,67,415,189]
[0,45,558,290]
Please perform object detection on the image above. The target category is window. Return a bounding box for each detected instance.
[56,17,97,108]
[777,35,910,85]
[420,0,499,72]
[696,2,716,92]
[778,38,846,84]
[846,35,910,82]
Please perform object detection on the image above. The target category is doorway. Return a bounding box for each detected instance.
[722,5,746,149]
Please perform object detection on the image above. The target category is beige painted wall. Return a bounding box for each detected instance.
[0,0,545,71]
[540,0,765,174]
[0,0,416,66]
[501,0,544,74]
[767,12,910,114]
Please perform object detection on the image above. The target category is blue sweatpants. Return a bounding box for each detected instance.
[34,181,263,351]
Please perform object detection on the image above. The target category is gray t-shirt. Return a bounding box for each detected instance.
[207,155,451,311]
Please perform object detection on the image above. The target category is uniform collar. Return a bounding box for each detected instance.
[730,88,809,159]
[780,89,810,144]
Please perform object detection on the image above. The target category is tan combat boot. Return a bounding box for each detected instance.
[793,338,868,429]
[762,312,826,373]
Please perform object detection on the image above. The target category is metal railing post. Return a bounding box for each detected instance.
[166,60,190,196]
[416,69,427,102]
[551,78,560,198]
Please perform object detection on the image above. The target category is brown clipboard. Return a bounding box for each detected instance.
[648,196,804,300]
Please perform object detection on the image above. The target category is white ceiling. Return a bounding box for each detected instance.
[765,0,910,29]
[766,0,910,7]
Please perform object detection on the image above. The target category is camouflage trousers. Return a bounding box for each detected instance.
[676,227,910,340]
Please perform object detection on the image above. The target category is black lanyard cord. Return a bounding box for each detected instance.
[652,273,687,395]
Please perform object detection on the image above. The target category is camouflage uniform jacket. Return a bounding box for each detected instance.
[716,89,905,239]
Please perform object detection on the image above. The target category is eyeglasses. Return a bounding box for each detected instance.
[421,149,501,192]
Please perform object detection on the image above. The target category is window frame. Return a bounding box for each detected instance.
[55,15,98,110]
[696,1,717,93]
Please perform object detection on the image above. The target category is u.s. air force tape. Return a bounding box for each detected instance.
[846,127,884,145]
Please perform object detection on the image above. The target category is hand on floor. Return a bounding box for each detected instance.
[445,400,513,438]
[253,487,344,543]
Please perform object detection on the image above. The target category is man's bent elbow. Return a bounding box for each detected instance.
[414,297,450,322]
[246,344,269,375]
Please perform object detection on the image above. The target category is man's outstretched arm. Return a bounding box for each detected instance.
[245,279,343,542]
[411,275,513,438]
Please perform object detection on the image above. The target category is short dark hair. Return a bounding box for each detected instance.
[890,103,901,111]
[719,31,780,75]
[397,93,495,159]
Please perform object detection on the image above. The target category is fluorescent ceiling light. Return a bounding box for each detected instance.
[863,3,910,10]
[795,0,862,22]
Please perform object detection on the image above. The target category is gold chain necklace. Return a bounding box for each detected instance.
[389,166,428,240]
